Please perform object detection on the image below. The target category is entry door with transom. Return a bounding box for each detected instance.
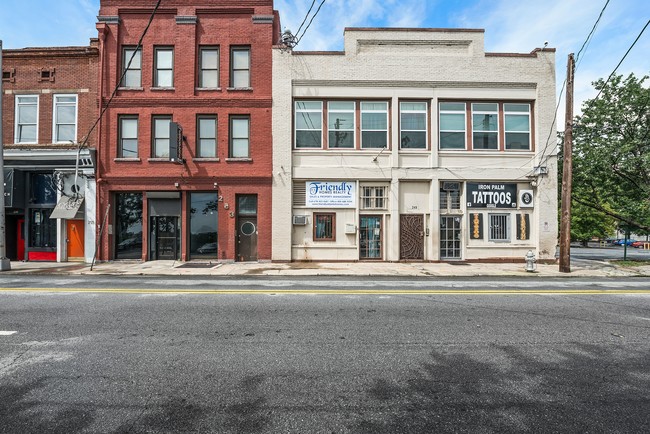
[236,195,258,262]
[359,215,382,260]
[400,214,424,260]
[150,216,179,260]
[440,216,462,260]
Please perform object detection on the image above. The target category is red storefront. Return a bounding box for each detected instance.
[95,0,279,261]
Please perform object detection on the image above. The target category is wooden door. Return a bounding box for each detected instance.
[66,220,85,261]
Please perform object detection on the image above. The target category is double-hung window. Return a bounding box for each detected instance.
[489,214,510,242]
[199,47,219,88]
[197,115,217,158]
[230,47,250,88]
[471,103,499,150]
[53,94,77,143]
[15,95,38,143]
[152,116,172,158]
[400,102,427,149]
[118,116,139,158]
[439,102,466,150]
[121,47,142,88]
[361,186,388,210]
[154,47,174,88]
[504,103,531,150]
[328,102,355,148]
[295,101,322,149]
[361,102,388,149]
[313,213,335,241]
[230,116,250,158]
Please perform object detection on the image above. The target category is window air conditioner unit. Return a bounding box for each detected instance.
[293,215,308,225]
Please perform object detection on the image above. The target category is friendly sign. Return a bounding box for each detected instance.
[306,181,356,208]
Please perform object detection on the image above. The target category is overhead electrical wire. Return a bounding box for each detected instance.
[294,0,317,39]
[575,0,610,71]
[295,0,327,47]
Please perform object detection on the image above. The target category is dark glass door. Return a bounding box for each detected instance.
[150,216,179,260]
[360,215,382,260]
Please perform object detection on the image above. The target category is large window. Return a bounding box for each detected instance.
[53,94,77,143]
[121,47,141,88]
[295,101,322,149]
[439,102,466,150]
[15,95,38,143]
[328,101,355,148]
[30,173,56,205]
[489,213,510,242]
[440,183,462,211]
[472,103,499,150]
[230,47,250,88]
[152,116,172,158]
[119,116,138,158]
[504,103,531,150]
[229,116,250,158]
[361,186,388,210]
[154,47,174,88]
[190,192,219,259]
[361,102,388,149]
[197,115,217,158]
[313,213,335,241]
[400,102,427,149]
[115,193,143,259]
[29,209,56,248]
[199,47,219,88]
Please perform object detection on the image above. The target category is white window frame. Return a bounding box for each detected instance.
[197,115,217,158]
[399,102,428,150]
[152,115,172,158]
[14,95,39,144]
[52,94,78,144]
[360,101,389,149]
[488,213,510,242]
[230,46,250,88]
[360,185,388,210]
[327,101,355,149]
[439,102,467,150]
[121,47,142,88]
[118,115,139,158]
[230,115,250,158]
[199,46,219,89]
[504,103,531,151]
[294,101,323,149]
[154,47,174,88]
[471,103,499,150]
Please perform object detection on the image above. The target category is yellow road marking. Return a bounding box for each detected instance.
[0,288,649,295]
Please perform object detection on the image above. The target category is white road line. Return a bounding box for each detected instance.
[0,331,18,336]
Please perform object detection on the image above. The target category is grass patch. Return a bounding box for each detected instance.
[610,260,650,267]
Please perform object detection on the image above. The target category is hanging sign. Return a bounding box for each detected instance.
[467,183,517,208]
[306,181,356,208]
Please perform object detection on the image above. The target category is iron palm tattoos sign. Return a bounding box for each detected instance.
[467,183,517,208]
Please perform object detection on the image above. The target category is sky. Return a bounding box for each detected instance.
[1,0,648,121]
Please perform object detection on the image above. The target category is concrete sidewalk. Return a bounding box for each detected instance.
[3,258,649,277]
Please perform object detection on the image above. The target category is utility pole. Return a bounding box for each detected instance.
[559,53,575,273]
[0,40,11,270]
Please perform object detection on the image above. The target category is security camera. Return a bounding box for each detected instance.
[543,41,549,47]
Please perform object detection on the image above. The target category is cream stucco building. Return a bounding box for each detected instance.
[272,28,557,262]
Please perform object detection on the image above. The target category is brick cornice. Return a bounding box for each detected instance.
[101,176,272,186]
[102,97,272,108]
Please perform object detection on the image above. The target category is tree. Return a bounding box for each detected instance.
[569,73,650,232]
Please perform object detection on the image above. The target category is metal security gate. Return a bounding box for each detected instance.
[440,216,462,260]
[400,214,424,260]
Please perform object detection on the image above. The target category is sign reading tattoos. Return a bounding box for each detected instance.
[467,183,517,208]
[306,181,356,208]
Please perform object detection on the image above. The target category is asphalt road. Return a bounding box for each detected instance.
[1,280,649,433]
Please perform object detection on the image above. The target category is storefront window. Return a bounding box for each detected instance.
[30,173,56,205]
[115,193,143,259]
[190,193,219,258]
[29,208,56,248]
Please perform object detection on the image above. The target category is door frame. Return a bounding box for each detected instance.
[359,214,383,260]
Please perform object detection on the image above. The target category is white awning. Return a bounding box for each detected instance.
[50,196,84,219]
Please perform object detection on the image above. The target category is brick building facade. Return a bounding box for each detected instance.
[95,0,280,261]
[2,42,99,262]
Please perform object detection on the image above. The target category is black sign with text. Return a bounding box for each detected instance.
[467,183,517,208]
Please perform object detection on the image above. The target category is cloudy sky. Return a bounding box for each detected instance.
[2,0,648,119]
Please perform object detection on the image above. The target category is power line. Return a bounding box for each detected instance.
[575,0,610,71]
[295,0,327,47]
[294,0,316,38]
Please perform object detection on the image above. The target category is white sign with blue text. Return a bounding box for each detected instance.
[306,181,356,208]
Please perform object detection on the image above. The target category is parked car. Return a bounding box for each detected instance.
[631,240,646,248]
[614,239,637,246]
[197,242,218,254]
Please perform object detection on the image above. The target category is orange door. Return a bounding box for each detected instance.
[66,220,85,261]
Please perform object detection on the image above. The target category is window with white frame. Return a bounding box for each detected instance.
[488,213,510,242]
[361,186,388,210]
[118,115,138,158]
[230,116,250,158]
[361,102,388,149]
[152,116,172,158]
[328,101,355,148]
[295,101,322,149]
[53,95,77,143]
[197,115,217,158]
[230,47,250,88]
[472,103,499,150]
[15,95,38,143]
[121,47,142,88]
[440,183,462,211]
[439,102,466,150]
[199,47,219,88]
[400,102,427,149]
[154,47,174,88]
[504,103,531,150]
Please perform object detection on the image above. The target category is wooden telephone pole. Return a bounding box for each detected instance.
[559,53,575,273]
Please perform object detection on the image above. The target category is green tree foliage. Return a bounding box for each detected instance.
[570,201,616,244]
[570,73,650,232]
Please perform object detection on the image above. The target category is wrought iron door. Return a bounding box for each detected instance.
[400,214,424,260]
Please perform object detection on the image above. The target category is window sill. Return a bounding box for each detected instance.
[193,157,220,162]
[114,157,141,162]
[150,87,175,91]
[226,87,253,92]
[225,157,252,162]
[148,158,173,162]
[196,87,222,92]
[118,87,144,91]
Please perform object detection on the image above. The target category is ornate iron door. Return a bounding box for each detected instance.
[400,214,424,260]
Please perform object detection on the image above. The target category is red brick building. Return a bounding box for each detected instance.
[95,0,280,261]
[2,42,99,262]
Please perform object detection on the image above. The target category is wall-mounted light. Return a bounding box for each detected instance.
[213,182,218,189]
[174,182,180,188]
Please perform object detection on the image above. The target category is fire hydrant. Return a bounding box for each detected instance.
[525,250,536,272]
